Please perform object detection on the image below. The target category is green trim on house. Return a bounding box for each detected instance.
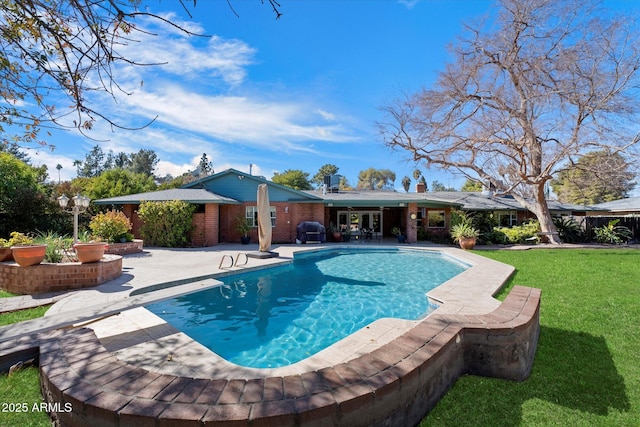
[183,169,324,203]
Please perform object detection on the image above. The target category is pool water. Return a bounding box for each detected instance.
[146,248,468,368]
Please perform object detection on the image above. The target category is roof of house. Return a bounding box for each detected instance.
[183,169,323,203]
[94,188,239,205]
[95,169,323,205]
[591,196,640,213]
[377,191,597,213]
[302,189,461,208]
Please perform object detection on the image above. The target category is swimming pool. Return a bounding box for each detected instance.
[146,248,468,368]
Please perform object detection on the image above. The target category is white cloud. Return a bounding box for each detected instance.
[24,149,78,183]
[120,85,358,152]
[315,109,337,121]
[398,0,421,9]
[123,34,256,86]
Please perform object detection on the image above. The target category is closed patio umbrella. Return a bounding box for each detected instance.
[257,183,272,252]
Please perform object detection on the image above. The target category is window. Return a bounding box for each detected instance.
[416,208,424,227]
[246,206,276,227]
[497,211,517,227]
[427,210,446,228]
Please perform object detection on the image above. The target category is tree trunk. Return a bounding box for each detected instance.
[532,183,562,244]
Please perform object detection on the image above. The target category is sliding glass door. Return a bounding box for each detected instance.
[337,210,383,235]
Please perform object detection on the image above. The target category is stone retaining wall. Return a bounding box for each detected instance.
[39,285,541,426]
[0,255,122,295]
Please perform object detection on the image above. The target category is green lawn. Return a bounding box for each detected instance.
[0,305,51,327]
[0,302,51,427]
[1,249,638,426]
[421,248,640,426]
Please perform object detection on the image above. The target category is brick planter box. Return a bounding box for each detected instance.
[0,255,122,295]
[105,239,143,256]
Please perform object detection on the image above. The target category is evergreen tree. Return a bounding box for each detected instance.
[551,151,636,204]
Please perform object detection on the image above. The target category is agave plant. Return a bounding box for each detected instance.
[450,222,481,243]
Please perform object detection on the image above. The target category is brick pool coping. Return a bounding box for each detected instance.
[39,284,540,426]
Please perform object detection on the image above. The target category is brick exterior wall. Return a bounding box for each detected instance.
[0,255,122,295]
[220,202,325,244]
[122,202,324,246]
[204,204,219,246]
[191,212,207,247]
[123,205,143,239]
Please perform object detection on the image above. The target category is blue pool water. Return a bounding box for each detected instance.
[146,248,468,368]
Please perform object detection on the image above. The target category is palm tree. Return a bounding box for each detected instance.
[56,164,62,183]
[401,176,411,192]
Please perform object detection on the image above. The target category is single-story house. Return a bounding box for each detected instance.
[421,191,597,226]
[95,168,597,246]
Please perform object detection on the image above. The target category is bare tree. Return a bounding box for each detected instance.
[379,0,640,243]
[0,0,282,147]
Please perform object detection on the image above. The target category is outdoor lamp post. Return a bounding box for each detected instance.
[57,194,91,242]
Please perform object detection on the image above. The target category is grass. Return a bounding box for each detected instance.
[1,249,639,426]
[421,248,640,426]
[0,305,51,327]
[0,298,50,427]
[0,290,17,298]
[0,368,50,427]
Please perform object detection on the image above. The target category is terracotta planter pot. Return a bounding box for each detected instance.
[0,247,13,262]
[10,245,47,267]
[458,237,477,250]
[74,242,107,264]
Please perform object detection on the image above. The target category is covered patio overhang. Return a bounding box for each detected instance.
[316,192,461,242]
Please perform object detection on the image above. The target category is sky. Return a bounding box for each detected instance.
[20,0,640,192]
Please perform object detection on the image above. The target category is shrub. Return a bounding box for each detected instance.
[553,217,585,243]
[137,200,196,247]
[494,220,540,244]
[417,226,428,241]
[423,228,450,244]
[89,210,132,243]
[593,219,632,244]
[4,231,33,246]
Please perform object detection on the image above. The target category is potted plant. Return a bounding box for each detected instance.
[0,238,12,262]
[234,214,252,244]
[8,232,47,267]
[450,222,481,249]
[391,227,406,243]
[73,241,108,263]
[327,222,341,242]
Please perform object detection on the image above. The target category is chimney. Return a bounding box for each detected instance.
[416,181,425,193]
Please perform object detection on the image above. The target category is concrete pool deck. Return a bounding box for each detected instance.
[2,242,541,426]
